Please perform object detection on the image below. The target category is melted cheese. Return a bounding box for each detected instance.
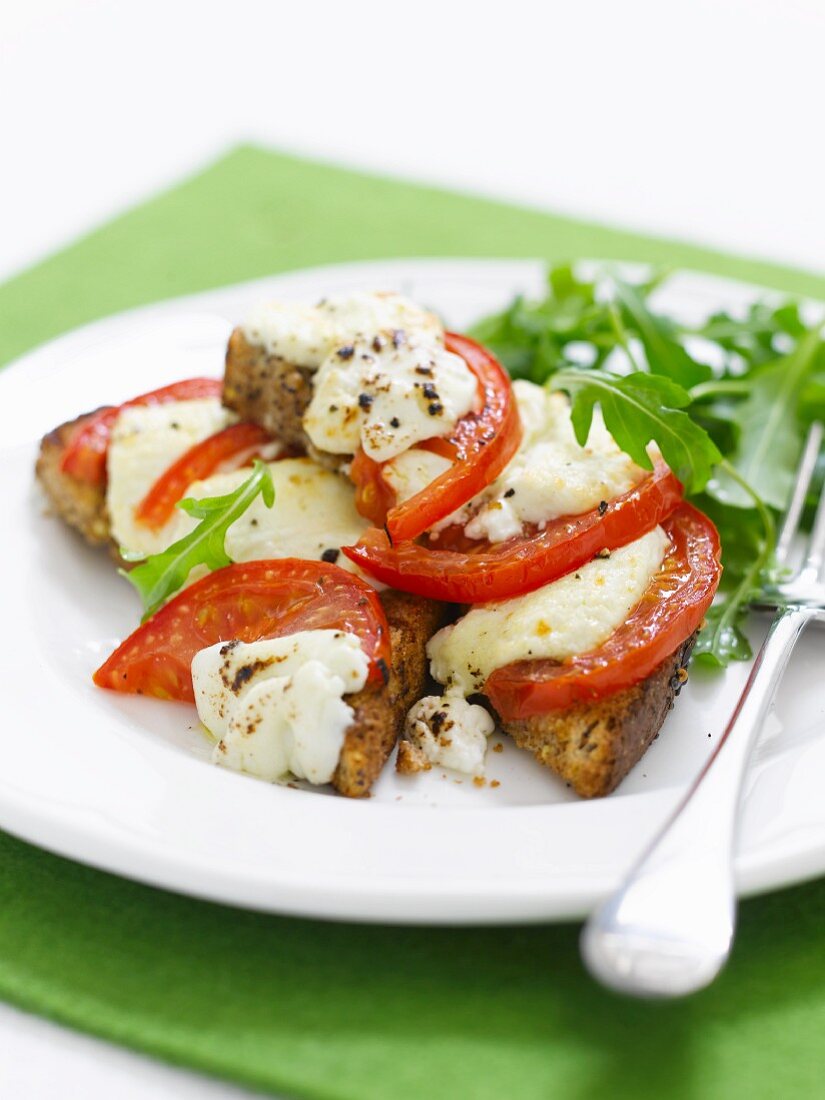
[193,631,369,785]
[173,457,369,568]
[440,381,647,542]
[106,398,235,556]
[303,335,477,463]
[241,291,443,368]
[380,446,453,504]
[428,527,670,694]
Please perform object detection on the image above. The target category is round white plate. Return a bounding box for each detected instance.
[1,258,823,924]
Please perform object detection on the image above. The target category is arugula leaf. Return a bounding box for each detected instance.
[692,602,753,667]
[121,460,275,620]
[612,276,713,387]
[551,368,722,493]
[707,329,821,510]
[471,261,821,669]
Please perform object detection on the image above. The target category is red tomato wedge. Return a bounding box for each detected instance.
[134,422,275,530]
[60,378,224,486]
[343,461,684,604]
[351,333,522,543]
[485,504,721,720]
[93,560,391,703]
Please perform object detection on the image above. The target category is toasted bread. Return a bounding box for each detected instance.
[500,632,697,798]
[334,591,447,797]
[223,329,314,451]
[35,411,110,546]
[36,415,444,796]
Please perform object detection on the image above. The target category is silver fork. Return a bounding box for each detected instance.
[581,421,825,998]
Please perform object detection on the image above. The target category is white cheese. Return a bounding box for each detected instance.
[241,291,443,368]
[404,691,495,775]
[106,398,235,557]
[439,381,647,543]
[304,335,477,463]
[193,631,369,785]
[381,447,453,504]
[173,457,369,569]
[428,526,670,694]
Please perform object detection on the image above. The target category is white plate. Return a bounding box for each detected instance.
[1,258,823,924]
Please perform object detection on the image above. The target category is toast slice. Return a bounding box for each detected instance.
[36,416,445,797]
[223,329,314,451]
[36,411,110,546]
[500,632,697,798]
[334,591,447,797]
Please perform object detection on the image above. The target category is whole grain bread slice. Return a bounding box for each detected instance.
[223,329,315,451]
[334,591,447,797]
[36,411,110,546]
[500,632,698,797]
[36,415,446,797]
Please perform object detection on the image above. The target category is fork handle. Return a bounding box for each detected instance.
[581,605,812,998]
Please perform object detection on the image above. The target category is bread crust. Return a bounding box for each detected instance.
[35,412,110,546]
[500,632,698,798]
[223,329,314,451]
[333,591,447,797]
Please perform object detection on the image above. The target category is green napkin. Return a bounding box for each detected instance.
[1,146,823,1099]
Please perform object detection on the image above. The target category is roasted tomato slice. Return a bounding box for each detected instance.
[351,333,522,543]
[60,378,224,486]
[485,503,721,720]
[134,422,275,530]
[343,461,683,604]
[93,559,391,703]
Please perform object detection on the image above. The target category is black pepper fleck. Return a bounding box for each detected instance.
[598,500,608,516]
[336,345,355,360]
[390,416,401,428]
[503,488,516,498]
[428,402,443,416]
[321,548,340,564]
[358,393,374,410]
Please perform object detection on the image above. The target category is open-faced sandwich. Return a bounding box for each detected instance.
[36,286,722,798]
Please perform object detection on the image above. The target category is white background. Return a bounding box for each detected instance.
[1,0,823,1096]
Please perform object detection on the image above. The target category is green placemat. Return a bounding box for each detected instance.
[1,146,824,1099]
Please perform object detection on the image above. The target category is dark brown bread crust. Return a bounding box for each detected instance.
[223,328,314,451]
[35,412,110,546]
[500,632,698,798]
[333,591,447,798]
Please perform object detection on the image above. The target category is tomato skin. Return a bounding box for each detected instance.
[134,422,274,530]
[60,378,224,486]
[485,504,722,720]
[367,333,522,543]
[93,560,391,703]
[350,449,397,528]
[343,462,684,604]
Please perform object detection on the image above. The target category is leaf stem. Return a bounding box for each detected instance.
[689,379,752,402]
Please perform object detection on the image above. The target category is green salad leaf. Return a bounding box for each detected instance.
[551,368,722,494]
[471,263,825,666]
[121,460,275,620]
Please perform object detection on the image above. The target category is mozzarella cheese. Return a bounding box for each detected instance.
[428,526,670,694]
[106,398,235,556]
[173,457,369,568]
[438,380,647,542]
[241,291,443,368]
[380,446,453,504]
[303,335,477,463]
[404,691,495,775]
[193,631,370,785]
